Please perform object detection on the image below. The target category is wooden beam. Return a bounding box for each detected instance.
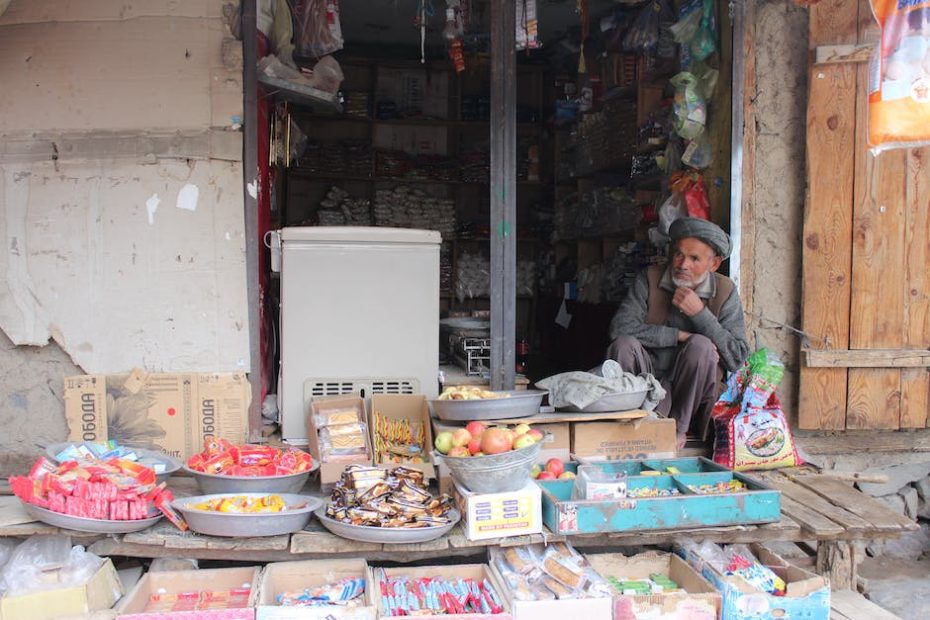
[489,0,517,390]
[814,44,873,65]
[804,348,930,367]
[796,428,930,454]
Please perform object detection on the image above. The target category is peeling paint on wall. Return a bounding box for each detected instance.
[176,183,200,212]
[145,193,160,224]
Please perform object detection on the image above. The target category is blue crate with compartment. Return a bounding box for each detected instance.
[538,457,780,534]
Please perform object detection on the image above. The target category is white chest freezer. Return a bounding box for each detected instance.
[278,227,441,443]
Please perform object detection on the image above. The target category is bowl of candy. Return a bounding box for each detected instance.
[173,492,323,537]
[315,465,460,544]
[46,441,182,485]
[10,456,186,533]
[183,440,318,495]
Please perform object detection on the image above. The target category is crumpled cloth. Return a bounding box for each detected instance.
[537,360,666,412]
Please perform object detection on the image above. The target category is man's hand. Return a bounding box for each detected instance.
[677,330,692,343]
[677,435,687,451]
[672,287,704,317]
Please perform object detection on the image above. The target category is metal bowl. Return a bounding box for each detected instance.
[561,389,649,413]
[22,502,162,534]
[430,389,547,421]
[173,493,323,537]
[45,442,181,485]
[182,461,317,495]
[433,440,542,493]
[314,507,460,544]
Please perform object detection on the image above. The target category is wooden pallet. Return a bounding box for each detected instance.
[831,589,901,620]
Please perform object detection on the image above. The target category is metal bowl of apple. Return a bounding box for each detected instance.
[433,424,545,494]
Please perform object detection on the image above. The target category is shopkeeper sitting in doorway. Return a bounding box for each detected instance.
[607,218,749,450]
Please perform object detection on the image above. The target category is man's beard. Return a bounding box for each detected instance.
[672,270,710,289]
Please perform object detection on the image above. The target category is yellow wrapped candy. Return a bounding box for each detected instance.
[191,494,287,513]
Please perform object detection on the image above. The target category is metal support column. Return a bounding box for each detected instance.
[490,0,517,390]
[242,0,263,439]
[729,0,745,292]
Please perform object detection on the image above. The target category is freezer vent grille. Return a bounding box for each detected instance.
[308,381,357,397]
[305,378,422,400]
[371,381,416,394]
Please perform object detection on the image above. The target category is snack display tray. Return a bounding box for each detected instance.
[173,493,324,537]
[430,390,547,421]
[22,502,162,534]
[45,441,182,485]
[559,389,649,413]
[314,507,461,544]
[182,461,318,494]
[537,457,781,535]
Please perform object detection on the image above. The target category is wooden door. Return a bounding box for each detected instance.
[800,0,930,430]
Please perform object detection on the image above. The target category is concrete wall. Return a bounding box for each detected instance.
[744,0,809,418]
[0,0,247,458]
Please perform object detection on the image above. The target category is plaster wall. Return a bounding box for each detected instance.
[0,0,246,459]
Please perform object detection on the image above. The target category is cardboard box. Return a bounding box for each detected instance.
[571,418,676,461]
[454,480,542,541]
[488,554,612,620]
[369,394,435,479]
[308,395,373,485]
[0,558,122,620]
[432,420,568,494]
[64,370,250,461]
[256,559,374,620]
[677,543,830,620]
[585,552,721,620]
[369,564,511,620]
[116,566,260,619]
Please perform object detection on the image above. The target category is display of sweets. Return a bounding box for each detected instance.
[726,552,786,596]
[687,479,747,495]
[325,465,454,528]
[606,573,681,595]
[186,439,313,477]
[188,494,304,514]
[627,486,681,498]
[10,456,186,529]
[490,542,613,601]
[278,577,366,607]
[144,587,251,612]
[377,569,505,616]
[372,411,427,465]
[51,440,168,473]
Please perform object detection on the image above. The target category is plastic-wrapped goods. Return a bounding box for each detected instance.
[293,0,344,58]
[712,349,803,471]
[0,536,105,598]
[372,186,456,238]
[490,542,612,602]
[868,3,930,151]
[670,72,707,140]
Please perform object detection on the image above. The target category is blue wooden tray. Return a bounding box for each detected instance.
[538,457,781,535]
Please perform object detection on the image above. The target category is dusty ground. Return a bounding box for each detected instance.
[860,556,930,619]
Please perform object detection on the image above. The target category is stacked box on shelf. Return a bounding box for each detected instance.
[0,558,122,620]
[116,566,260,619]
[256,559,374,620]
[575,100,637,176]
[538,457,781,535]
[369,564,512,619]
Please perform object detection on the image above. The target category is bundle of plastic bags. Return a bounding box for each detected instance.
[711,349,803,471]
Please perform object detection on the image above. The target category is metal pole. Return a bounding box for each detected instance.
[729,0,745,293]
[490,0,517,390]
[242,0,263,439]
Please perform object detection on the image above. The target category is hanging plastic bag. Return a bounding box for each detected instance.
[623,1,661,53]
[657,192,688,236]
[292,0,344,58]
[690,0,717,61]
[670,171,711,219]
[682,131,714,169]
[670,72,707,140]
[867,3,930,152]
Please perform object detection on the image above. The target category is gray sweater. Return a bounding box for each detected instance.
[609,268,750,377]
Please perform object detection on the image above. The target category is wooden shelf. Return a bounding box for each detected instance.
[287,169,544,187]
[294,113,541,130]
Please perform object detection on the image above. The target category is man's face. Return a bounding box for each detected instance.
[671,237,722,288]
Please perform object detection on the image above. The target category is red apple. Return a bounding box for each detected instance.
[536,471,557,480]
[465,421,487,438]
[545,458,565,477]
[451,428,472,448]
[526,428,544,442]
[530,464,542,479]
[513,434,536,450]
[448,446,471,457]
[480,428,513,455]
[467,437,482,455]
[558,472,576,480]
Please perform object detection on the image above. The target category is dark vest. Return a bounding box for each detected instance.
[644,265,734,326]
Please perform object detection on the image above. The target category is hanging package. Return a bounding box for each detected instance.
[867,2,930,151]
[670,72,707,139]
[623,0,662,54]
[293,0,344,58]
[690,0,717,61]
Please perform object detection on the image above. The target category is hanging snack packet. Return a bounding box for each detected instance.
[867,2,930,151]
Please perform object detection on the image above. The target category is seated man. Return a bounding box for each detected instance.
[607,217,749,449]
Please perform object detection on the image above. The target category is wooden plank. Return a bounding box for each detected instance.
[817,541,861,590]
[814,44,873,65]
[0,497,38,527]
[796,428,930,453]
[847,5,907,428]
[754,471,871,534]
[799,55,857,429]
[783,472,917,532]
[804,349,930,367]
[738,0,756,318]
[903,148,930,428]
[831,589,902,620]
[123,522,290,551]
[810,0,860,48]
[770,493,845,539]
